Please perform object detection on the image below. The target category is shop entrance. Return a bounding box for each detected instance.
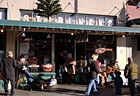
[55,34,74,78]
[76,35,116,72]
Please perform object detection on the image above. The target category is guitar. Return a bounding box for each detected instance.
[106,67,117,74]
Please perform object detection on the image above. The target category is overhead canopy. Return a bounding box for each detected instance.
[0,20,140,33]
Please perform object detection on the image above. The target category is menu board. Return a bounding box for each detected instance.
[20,41,30,59]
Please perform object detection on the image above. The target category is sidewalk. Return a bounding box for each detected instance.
[0,84,140,96]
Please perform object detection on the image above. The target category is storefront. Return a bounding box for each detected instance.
[0,12,140,88]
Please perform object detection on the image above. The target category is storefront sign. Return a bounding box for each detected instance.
[0,8,6,20]
[20,41,30,59]
[95,48,112,54]
[20,10,115,26]
[120,49,123,53]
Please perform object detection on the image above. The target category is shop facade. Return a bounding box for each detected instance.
[0,0,140,89]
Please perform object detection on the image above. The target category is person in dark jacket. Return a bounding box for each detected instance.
[17,54,33,90]
[1,51,16,96]
[114,71,123,95]
[84,53,99,96]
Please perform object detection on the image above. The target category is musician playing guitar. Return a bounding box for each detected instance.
[106,60,120,79]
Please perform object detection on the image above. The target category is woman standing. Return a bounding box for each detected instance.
[64,53,76,84]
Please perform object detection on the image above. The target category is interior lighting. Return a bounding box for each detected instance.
[21,33,26,37]
[71,32,74,35]
[47,34,51,38]
[1,29,4,33]
[122,35,125,38]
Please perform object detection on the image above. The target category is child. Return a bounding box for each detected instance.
[114,71,123,95]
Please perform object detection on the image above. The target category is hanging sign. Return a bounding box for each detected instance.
[95,48,113,54]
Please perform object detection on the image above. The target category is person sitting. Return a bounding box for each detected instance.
[106,60,120,80]
[97,60,108,87]
[17,55,33,91]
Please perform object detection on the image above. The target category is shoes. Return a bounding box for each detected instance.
[4,93,9,96]
[101,84,106,87]
[28,88,32,91]
[9,93,14,96]
[82,94,89,96]
[94,91,100,95]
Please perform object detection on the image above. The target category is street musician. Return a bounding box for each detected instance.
[106,60,120,80]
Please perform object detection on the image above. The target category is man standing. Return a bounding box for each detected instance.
[125,57,139,96]
[1,51,16,96]
[84,53,99,96]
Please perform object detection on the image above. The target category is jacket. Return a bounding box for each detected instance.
[17,59,29,73]
[126,62,139,79]
[89,59,99,79]
[1,56,16,76]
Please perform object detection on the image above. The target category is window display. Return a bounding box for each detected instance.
[20,32,52,73]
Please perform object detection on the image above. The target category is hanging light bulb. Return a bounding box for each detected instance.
[1,29,4,32]
[122,35,125,38]
[21,33,26,37]
[47,34,51,38]
[71,32,74,35]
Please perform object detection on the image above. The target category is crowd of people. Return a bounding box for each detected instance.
[83,53,139,96]
[0,51,139,96]
[55,51,139,96]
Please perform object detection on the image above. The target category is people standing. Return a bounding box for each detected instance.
[1,51,16,96]
[17,55,33,91]
[64,53,76,85]
[56,52,65,83]
[84,53,99,96]
[114,71,123,95]
[124,57,139,96]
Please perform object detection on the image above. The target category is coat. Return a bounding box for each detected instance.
[1,56,16,77]
[89,59,99,79]
[125,62,139,79]
[17,58,29,73]
[64,58,76,75]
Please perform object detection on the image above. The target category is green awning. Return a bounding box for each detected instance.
[0,20,140,33]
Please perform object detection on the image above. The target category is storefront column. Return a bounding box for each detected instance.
[74,40,76,60]
[126,37,132,60]
[6,31,16,56]
[51,34,55,72]
[116,36,130,85]
[117,36,127,69]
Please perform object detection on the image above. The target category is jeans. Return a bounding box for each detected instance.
[85,79,98,95]
[59,68,63,81]
[95,74,99,86]
[23,70,32,88]
[128,78,136,96]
